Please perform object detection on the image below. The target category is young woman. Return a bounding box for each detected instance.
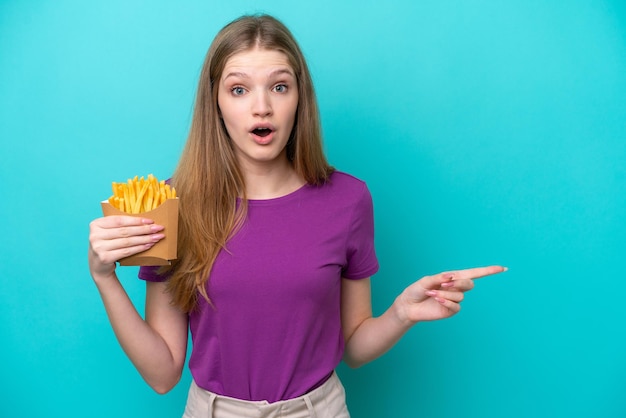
[88,14,505,417]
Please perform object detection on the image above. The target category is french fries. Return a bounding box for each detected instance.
[107,174,176,214]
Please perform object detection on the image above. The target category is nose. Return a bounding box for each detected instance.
[252,90,272,117]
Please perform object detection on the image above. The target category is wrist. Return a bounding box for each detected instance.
[91,267,118,287]
[392,292,418,328]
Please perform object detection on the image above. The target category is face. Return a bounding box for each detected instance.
[218,47,299,170]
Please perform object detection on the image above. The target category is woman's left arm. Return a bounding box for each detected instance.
[341,265,507,368]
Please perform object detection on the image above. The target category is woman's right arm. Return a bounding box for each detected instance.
[89,216,188,394]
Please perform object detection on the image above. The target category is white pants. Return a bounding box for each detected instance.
[182,372,350,418]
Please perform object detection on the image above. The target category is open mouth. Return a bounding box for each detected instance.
[252,127,273,137]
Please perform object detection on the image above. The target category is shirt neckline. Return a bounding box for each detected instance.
[241,183,311,206]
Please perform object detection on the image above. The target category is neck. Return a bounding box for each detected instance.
[240,158,305,200]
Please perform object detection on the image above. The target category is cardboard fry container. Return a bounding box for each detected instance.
[101,198,179,266]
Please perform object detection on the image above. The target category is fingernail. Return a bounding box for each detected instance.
[441,282,454,288]
[435,297,445,304]
[425,290,437,297]
[141,218,155,224]
[150,225,165,232]
[151,233,165,242]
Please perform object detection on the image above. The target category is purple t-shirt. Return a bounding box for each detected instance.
[139,171,378,402]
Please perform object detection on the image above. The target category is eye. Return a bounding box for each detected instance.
[273,84,288,93]
[231,86,246,96]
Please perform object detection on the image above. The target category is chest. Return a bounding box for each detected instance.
[207,200,352,307]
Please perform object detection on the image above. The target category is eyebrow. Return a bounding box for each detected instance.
[223,68,295,81]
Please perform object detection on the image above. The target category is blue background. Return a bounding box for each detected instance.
[1,1,625,417]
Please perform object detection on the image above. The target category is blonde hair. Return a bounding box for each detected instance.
[165,15,333,312]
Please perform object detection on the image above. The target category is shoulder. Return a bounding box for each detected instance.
[325,170,369,195]
[298,170,373,211]
[306,170,372,210]
[329,170,366,186]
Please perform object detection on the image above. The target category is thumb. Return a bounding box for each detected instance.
[417,272,455,291]
[402,272,453,302]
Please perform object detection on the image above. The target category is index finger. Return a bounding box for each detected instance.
[449,265,507,281]
[95,215,155,229]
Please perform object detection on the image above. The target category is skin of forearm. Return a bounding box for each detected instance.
[94,273,183,393]
[343,299,413,368]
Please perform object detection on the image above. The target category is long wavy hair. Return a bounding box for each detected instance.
[165,15,333,312]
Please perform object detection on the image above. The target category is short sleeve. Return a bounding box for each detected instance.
[138,265,168,282]
[342,183,379,280]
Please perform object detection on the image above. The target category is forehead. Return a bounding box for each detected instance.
[222,48,293,78]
